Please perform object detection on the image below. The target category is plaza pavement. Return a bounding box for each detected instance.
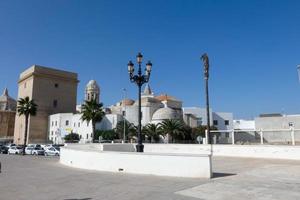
[0,154,300,200]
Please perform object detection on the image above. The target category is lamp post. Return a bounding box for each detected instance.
[128,52,152,152]
[122,88,127,143]
[201,53,212,144]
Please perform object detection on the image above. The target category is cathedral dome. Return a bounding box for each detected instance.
[86,80,100,91]
[152,107,177,121]
[121,99,135,106]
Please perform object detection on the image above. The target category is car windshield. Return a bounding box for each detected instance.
[27,147,33,150]
[16,147,22,149]
[34,147,42,150]
[49,147,55,151]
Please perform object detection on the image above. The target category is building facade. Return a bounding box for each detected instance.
[14,65,78,144]
[0,88,16,142]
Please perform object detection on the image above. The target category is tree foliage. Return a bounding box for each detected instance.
[142,123,162,143]
[17,96,38,155]
[64,133,80,143]
[81,99,105,141]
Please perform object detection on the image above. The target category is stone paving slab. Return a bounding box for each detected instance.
[1,154,300,200]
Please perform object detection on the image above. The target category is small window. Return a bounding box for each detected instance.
[54,83,59,88]
[53,100,58,108]
[51,131,53,136]
[86,134,88,139]
[122,111,126,116]
[55,121,57,126]
[65,120,69,126]
[225,132,229,138]
[289,122,294,127]
[225,120,229,126]
[74,122,76,127]
[213,120,218,126]
[78,122,80,127]
[24,82,26,88]
[80,135,82,139]
[52,121,54,126]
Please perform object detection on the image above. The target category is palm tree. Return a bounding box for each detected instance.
[159,119,185,143]
[142,123,162,143]
[115,120,137,141]
[17,96,37,155]
[81,99,105,142]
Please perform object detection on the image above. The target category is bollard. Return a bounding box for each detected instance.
[205,129,208,145]
[260,129,264,145]
[291,127,295,146]
[232,130,235,145]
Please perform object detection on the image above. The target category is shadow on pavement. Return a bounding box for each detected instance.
[212,172,236,178]
[64,198,92,200]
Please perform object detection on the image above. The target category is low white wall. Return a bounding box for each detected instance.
[144,144,300,160]
[60,145,212,178]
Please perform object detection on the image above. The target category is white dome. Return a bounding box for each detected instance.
[86,80,100,91]
[152,107,177,121]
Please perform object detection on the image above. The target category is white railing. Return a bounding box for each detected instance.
[205,128,300,145]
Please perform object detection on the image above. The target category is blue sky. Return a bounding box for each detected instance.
[0,0,300,119]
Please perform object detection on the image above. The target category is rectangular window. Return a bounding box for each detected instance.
[52,121,54,126]
[122,111,126,116]
[225,120,229,126]
[53,100,58,108]
[55,121,57,126]
[213,120,218,126]
[225,132,229,138]
[74,122,76,127]
[86,134,88,139]
[65,120,69,126]
[54,83,59,88]
[78,122,80,127]
[51,131,53,136]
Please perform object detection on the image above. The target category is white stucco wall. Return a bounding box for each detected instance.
[60,144,212,178]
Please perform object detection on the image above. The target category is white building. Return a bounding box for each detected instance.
[182,107,233,130]
[233,119,255,130]
[109,84,183,126]
[48,80,121,144]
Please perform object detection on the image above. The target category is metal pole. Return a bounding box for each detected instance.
[123,88,126,143]
[232,130,235,145]
[205,78,211,144]
[136,63,144,152]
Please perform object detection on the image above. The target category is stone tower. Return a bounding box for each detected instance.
[85,80,100,103]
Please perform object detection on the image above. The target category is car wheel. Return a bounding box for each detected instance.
[15,152,18,154]
[55,153,59,156]
[45,153,48,156]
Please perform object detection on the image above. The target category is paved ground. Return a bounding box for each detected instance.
[0,154,300,200]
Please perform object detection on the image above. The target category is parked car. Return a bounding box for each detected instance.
[44,147,60,156]
[8,146,23,154]
[27,144,41,148]
[25,147,34,155]
[0,145,8,154]
[5,143,16,148]
[32,147,44,155]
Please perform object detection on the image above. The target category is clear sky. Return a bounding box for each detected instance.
[0,0,300,119]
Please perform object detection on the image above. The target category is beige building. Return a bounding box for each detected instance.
[14,65,79,144]
[0,88,17,142]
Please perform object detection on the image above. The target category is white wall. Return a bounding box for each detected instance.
[213,112,233,130]
[60,144,212,178]
[233,119,255,130]
[183,107,212,126]
[143,144,300,160]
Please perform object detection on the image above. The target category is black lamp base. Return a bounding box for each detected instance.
[136,144,144,152]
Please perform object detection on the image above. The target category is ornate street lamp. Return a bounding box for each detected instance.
[201,53,212,144]
[128,52,152,152]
